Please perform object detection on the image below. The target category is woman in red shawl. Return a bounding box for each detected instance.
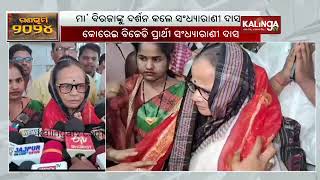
[168,43,284,171]
[42,56,101,131]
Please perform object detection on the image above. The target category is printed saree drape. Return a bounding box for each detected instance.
[107,74,185,170]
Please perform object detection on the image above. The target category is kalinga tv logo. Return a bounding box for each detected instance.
[241,16,281,34]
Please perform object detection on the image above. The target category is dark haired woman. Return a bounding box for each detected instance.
[107,43,186,170]
[9,63,43,129]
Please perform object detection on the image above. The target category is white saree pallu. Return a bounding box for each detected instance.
[189,111,238,171]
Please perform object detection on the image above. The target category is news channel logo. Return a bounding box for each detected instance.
[7,12,59,41]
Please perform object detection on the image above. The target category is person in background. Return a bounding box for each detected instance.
[99,69,106,99]
[269,42,315,170]
[169,43,192,80]
[106,43,134,84]
[98,54,106,100]
[78,43,102,93]
[271,42,315,106]
[9,63,43,128]
[9,44,34,96]
[125,51,138,79]
[28,42,97,106]
[97,53,106,74]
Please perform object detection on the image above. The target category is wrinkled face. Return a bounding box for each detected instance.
[12,50,32,76]
[9,67,25,101]
[79,48,99,75]
[56,65,87,111]
[190,58,215,116]
[51,43,77,64]
[136,43,168,81]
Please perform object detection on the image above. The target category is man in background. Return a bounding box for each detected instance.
[28,42,97,105]
[9,44,34,96]
[78,43,102,92]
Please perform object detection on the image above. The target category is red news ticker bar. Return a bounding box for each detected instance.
[61,26,261,42]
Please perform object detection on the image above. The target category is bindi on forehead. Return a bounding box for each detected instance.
[57,78,84,84]
[57,66,85,80]
[191,61,215,87]
[57,79,79,85]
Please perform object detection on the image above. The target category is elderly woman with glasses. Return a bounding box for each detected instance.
[41,56,102,130]
[168,43,285,171]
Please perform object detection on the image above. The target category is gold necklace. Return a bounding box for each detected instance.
[142,76,167,126]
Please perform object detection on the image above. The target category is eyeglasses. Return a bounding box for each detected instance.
[56,83,89,94]
[55,47,77,53]
[187,80,211,101]
[11,57,33,63]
